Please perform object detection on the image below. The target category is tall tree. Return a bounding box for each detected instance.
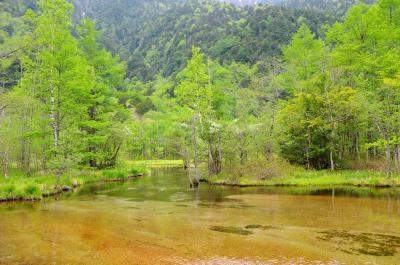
[17,0,93,176]
[176,46,213,186]
[77,19,128,168]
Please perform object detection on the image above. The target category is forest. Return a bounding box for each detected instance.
[2,1,400,265]
[1,0,400,199]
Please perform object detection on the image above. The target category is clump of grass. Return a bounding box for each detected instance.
[128,167,145,175]
[102,169,127,180]
[24,183,41,199]
[101,167,145,180]
[4,184,16,195]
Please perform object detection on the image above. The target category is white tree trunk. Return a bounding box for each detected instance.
[192,116,199,186]
[49,83,59,150]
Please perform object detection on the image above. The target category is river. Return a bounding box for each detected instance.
[1,168,400,264]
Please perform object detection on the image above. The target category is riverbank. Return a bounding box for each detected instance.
[204,168,400,188]
[0,167,147,202]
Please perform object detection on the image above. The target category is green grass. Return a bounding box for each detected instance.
[206,169,400,187]
[125,160,183,167]
[0,166,147,201]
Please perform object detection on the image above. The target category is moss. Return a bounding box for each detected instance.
[317,230,400,256]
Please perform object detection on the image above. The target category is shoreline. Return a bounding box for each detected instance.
[202,179,400,188]
[202,169,400,189]
[0,171,146,203]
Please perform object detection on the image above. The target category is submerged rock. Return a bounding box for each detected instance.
[72,180,78,188]
[210,226,252,235]
[245,224,279,230]
[61,186,72,192]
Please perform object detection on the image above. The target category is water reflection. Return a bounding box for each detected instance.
[0,168,400,264]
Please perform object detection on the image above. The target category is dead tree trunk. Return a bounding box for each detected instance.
[20,109,27,169]
[192,116,199,187]
[385,144,392,177]
[182,146,190,170]
[217,130,222,170]
[49,83,59,150]
[26,106,34,173]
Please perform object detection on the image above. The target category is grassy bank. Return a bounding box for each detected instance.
[204,161,400,188]
[0,166,147,202]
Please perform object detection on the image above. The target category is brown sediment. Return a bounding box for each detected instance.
[2,188,400,264]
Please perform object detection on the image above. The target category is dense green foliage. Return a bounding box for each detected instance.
[125,0,400,175]
[1,0,400,193]
[279,0,375,16]
[224,0,374,15]
[0,0,130,178]
[78,0,334,80]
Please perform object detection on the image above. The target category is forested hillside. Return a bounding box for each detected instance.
[78,0,334,80]
[1,0,400,201]
[72,0,373,79]
[223,0,374,16]
[2,0,373,81]
[278,0,374,15]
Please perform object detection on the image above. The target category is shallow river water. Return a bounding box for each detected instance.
[1,168,400,265]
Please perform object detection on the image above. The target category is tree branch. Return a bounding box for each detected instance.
[0,104,9,112]
[0,46,26,59]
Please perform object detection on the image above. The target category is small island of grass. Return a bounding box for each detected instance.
[0,166,147,202]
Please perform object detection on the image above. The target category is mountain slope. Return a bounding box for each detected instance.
[2,0,374,81]
[78,0,334,80]
[220,0,278,6]
[221,0,375,15]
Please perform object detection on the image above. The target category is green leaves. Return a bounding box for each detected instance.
[176,46,212,118]
[72,0,334,80]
